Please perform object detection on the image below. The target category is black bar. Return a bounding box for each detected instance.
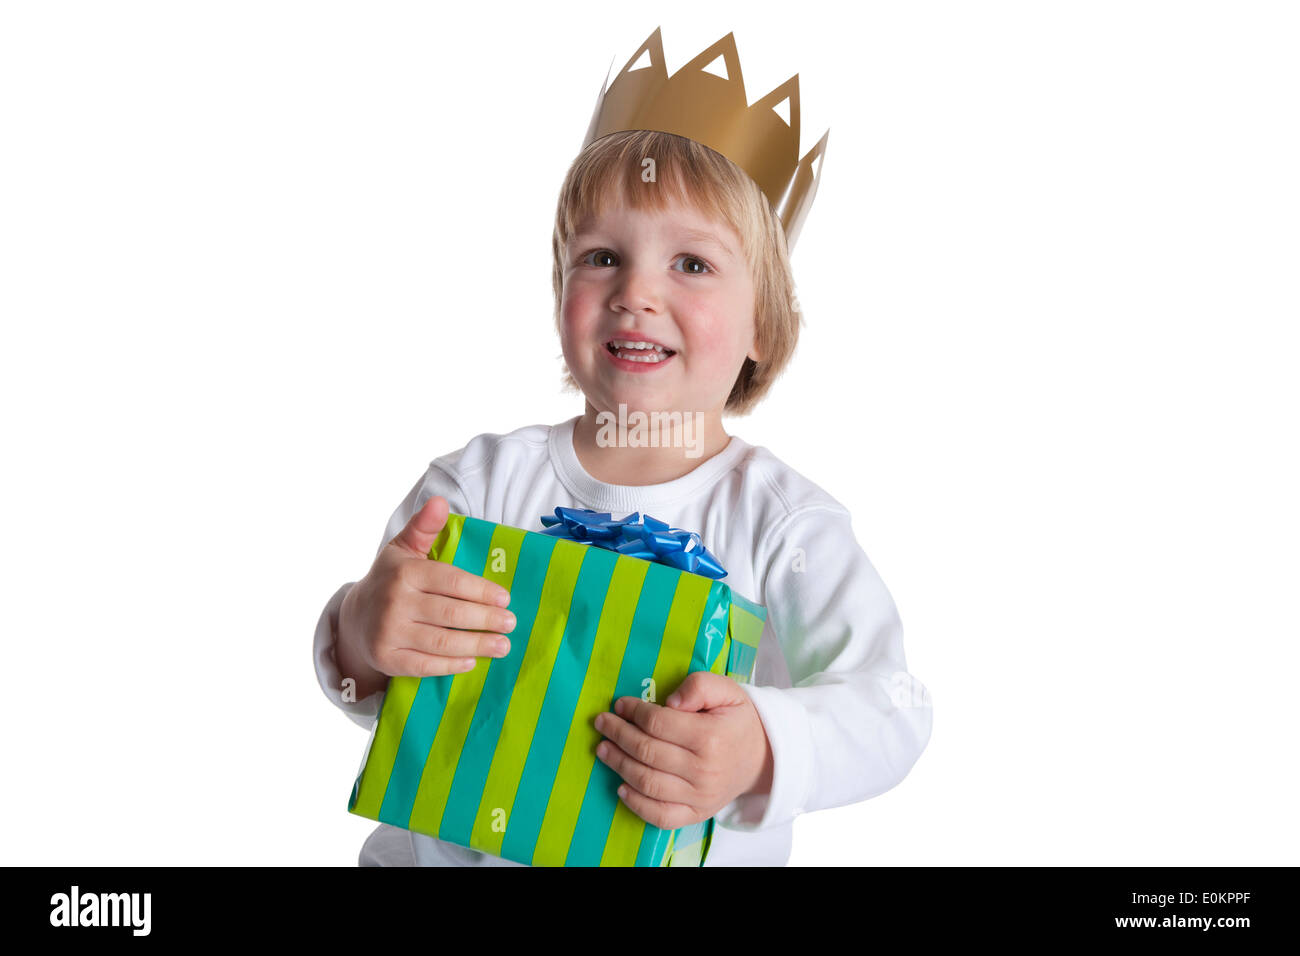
[8,865,1291,942]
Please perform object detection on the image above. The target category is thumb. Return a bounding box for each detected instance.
[389,494,451,558]
[665,671,739,713]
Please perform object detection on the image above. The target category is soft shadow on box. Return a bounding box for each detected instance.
[347,509,765,866]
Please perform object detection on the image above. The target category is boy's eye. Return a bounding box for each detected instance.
[579,250,712,275]
[582,250,617,267]
[674,255,712,275]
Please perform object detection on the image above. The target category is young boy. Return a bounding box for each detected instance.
[313,45,933,867]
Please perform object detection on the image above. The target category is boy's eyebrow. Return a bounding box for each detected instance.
[567,225,736,258]
[679,229,734,257]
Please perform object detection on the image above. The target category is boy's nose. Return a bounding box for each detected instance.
[609,265,663,315]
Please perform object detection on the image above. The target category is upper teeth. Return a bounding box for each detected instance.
[610,340,669,352]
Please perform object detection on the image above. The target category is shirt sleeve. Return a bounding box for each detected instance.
[312,462,476,730]
[714,506,934,832]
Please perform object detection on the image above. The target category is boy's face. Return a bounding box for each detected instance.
[560,193,758,419]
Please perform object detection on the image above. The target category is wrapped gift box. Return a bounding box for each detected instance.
[346,510,766,866]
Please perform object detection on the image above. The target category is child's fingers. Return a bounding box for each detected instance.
[398,620,510,663]
[409,591,516,635]
[385,647,480,678]
[406,558,511,608]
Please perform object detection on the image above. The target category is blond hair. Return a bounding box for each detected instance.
[551,129,801,416]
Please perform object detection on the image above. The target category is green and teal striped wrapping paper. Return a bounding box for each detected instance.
[347,512,766,867]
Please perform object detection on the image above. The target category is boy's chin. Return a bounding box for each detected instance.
[577,373,708,415]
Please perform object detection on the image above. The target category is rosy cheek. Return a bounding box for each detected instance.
[684,316,733,357]
[561,284,599,328]
[558,303,584,341]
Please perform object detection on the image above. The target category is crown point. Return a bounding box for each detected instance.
[700,54,729,81]
[771,96,791,126]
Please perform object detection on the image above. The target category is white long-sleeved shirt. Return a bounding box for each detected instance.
[313,415,933,866]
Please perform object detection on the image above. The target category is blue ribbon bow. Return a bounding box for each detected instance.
[538,506,727,579]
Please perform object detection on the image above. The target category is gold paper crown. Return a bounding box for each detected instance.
[581,26,829,251]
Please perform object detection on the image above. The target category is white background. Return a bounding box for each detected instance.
[2,1,1296,866]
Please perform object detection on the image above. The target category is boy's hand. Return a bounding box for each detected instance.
[336,495,515,698]
[594,671,774,829]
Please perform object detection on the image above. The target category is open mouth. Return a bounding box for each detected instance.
[605,339,677,364]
